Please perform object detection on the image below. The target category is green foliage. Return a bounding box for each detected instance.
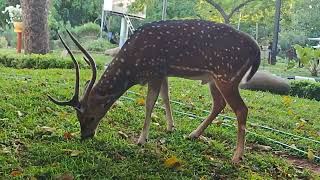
[73,22,100,37]
[85,38,117,52]
[294,44,320,76]
[0,50,106,69]
[50,0,103,26]
[290,80,320,101]
[0,36,8,48]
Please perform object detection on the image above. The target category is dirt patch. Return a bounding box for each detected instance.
[286,156,320,175]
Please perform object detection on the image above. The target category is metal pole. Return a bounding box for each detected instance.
[162,0,168,20]
[119,17,128,47]
[237,12,241,30]
[100,9,105,38]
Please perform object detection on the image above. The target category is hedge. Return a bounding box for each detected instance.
[290,80,320,101]
[0,51,105,69]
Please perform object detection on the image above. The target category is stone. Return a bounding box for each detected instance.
[104,47,120,57]
[239,71,291,95]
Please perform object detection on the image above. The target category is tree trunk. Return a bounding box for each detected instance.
[20,0,51,54]
[270,0,281,65]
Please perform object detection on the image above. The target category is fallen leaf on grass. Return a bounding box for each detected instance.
[63,149,84,157]
[39,126,56,134]
[253,144,272,151]
[204,155,215,161]
[213,120,224,127]
[250,123,258,129]
[63,132,73,140]
[136,98,145,106]
[164,156,181,168]
[10,170,22,177]
[283,96,292,106]
[307,148,315,162]
[55,172,74,180]
[118,131,129,139]
[17,111,23,117]
[317,131,320,136]
[199,136,210,144]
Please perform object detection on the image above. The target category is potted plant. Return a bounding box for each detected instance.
[2,4,23,32]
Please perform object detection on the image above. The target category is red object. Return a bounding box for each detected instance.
[17,32,22,53]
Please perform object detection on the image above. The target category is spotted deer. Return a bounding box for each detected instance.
[49,20,260,162]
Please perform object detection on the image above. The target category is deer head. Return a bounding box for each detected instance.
[48,30,108,140]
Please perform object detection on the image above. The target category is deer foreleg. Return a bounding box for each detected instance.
[137,79,163,145]
[160,78,175,132]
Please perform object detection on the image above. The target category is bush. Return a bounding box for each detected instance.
[290,80,320,101]
[85,38,117,52]
[0,51,104,69]
[0,36,8,48]
[73,22,100,37]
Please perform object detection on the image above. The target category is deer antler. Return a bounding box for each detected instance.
[48,33,80,109]
[66,29,97,104]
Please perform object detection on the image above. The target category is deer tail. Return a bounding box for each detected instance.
[246,51,261,82]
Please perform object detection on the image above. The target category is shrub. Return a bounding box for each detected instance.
[73,22,100,37]
[289,80,320,101]
[85,38,117,52]
[0,51,104,69]
[0,36,8,48]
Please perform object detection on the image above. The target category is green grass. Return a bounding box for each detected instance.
[0,67,319,179]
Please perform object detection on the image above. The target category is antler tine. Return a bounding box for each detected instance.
[48,33,81,108]
[83,56,91,67]
[66,29,97,103]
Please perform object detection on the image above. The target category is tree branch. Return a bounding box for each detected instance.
[205,0,229,21]
[229,0,256,19]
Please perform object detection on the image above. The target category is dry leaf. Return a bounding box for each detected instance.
[159,138,166,144]
[40,126,56,133]
[164,156,181,168]
[63,132,73,140]
[213,120,224,127]
[63,149,83,157]
[250,123,258,129]
[136,98,145,106]
[70,150,83,157]
[317,131,320,136]
[17,111,23,117]
[254,144,272,151]
[10,170,22,177]
[307,148,315,162]
[283,96,292,106]
[55,172,74,180]
[118,131,129,139]
[199,136,210,144]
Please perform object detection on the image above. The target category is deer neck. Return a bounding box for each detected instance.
[90,61,135,107]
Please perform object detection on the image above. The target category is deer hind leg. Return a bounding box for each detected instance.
[137,79,163,145]
[216,82,248,163]
[160,77,175,132]
[189,81,226,138]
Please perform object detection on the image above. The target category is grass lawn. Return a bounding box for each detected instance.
[0,66,319,179]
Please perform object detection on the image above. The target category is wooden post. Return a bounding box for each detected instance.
[17,32,22,53]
